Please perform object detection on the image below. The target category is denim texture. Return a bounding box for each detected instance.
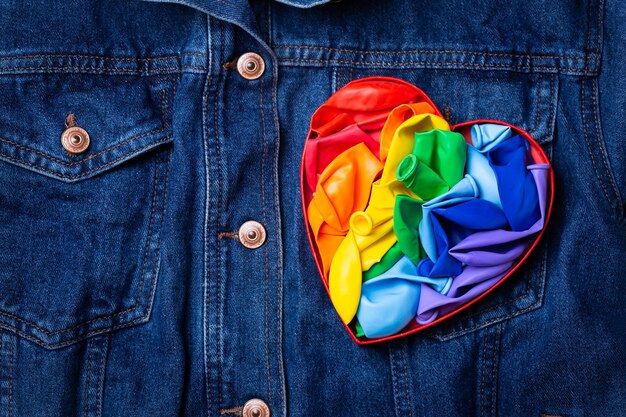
[0,0,624,416]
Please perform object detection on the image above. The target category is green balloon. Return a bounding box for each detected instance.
[393,129,468,263]
[393,195,426,264]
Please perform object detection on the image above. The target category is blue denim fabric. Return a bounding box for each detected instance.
[0,0,624,416]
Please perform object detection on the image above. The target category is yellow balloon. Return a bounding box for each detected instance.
[327,177,418,324]
[381,113,450,183]
[328,230,362,324]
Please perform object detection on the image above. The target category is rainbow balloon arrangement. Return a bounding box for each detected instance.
[300,76,553,344]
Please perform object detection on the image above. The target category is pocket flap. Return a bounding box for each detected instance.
[0,74,174,182]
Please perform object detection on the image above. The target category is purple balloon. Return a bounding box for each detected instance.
[417,262,512,324]
[449,164,549,266]
[416,163,549,324]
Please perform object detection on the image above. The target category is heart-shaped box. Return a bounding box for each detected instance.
[300,76,554,345]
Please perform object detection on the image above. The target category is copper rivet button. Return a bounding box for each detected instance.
[236,52,265,80]
[61,126,90,155]
[238,221,266,249]
[242,398,270,417]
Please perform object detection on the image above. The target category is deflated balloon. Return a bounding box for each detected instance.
[304,124,380,194]
[310,77,431,138]
[417,198,509,278]
[328,176,419,324]
[416,262,513,324]
[381,114,450,184]
[395,128,467,202]
[307,143,383,277]
[362,242,404,281]
[379,102,438,163]
[305,77,437,193]
[450,164,549,266]
[465,145,502,209]
[488,135,541,231]
[471,123,513,153]
[329,231,363,324]
[419,164,550,324]
[357,256,452,337]
[393,195,426,265]
[419,176,480,263]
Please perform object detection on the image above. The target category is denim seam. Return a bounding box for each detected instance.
[84,338,93,417]
[388,344,403,417]
[0,313,144,349]
[539,75,556,143]
[0,135,173,180]
[8,335,12,417]
[0,66,182,74]
[0,331,2,412]
[580,78,616,210]
[274,44,590,60]
[0,125,166,167]
[214,19,225,411]
[388,342,413,417]
[480,323,501,417]
[269,50,286,417]
[480,329,489,417]
[400,343,413,417]
[585,0,603,60]
[83,335,109,417]
[259,78,273,407]
[490,323,502,417]
[0,53,211,75]
[527,74,543,135]
[0,149,170,346]
[0,53,208,61]
[277,58,593,74]
[525,74,556,144]
[592,78,623,214]
[430,234,548,339]
[202,58,215,417]
[95,336,109,417]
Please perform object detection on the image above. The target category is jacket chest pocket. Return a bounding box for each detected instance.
[0,73,174,349]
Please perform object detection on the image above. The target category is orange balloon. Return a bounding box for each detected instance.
[307,143,383,277]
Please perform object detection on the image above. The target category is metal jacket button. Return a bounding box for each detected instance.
[238,221,266,249]
[242,398,270,417]
[237,52,265,80]
[61,126,90,155]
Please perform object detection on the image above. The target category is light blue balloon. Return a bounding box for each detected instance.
[471,123,512,153]
[465,145,502,209]
[357,257,452,338]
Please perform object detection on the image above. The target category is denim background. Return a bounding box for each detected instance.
[0,0,624,416]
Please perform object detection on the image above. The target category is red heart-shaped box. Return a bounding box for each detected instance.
[300,77,554,345]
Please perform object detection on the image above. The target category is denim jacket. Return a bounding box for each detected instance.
[0,0,624,416]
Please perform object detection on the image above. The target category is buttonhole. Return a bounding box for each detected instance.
[222,58,238,70]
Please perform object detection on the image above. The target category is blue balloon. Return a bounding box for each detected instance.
[488,135,541,231]
[417,198,509,277]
